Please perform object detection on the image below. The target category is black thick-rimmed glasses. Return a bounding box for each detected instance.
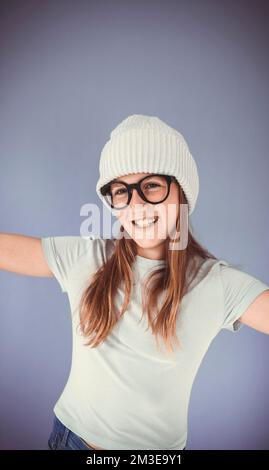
[100,173,177,210]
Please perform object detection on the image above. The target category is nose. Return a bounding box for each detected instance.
[129,188,145,207]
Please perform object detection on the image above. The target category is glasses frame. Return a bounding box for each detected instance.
[100,173,177,210]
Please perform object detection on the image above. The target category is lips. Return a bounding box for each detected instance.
[132,216,159,227]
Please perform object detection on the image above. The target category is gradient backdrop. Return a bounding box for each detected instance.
[0,0,268,450]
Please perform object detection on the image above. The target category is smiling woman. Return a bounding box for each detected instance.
[1,114,269,451]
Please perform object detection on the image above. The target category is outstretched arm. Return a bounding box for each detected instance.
[0,232,53,278]
[239,289,269,335]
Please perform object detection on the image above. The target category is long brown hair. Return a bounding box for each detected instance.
[78,183,217,353]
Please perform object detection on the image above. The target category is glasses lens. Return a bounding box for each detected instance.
[106,182,129,209]
[140,175,169,203]
[104,175,170,209]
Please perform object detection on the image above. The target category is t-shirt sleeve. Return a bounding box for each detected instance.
[219,263,269,332]
[41,235,95,293]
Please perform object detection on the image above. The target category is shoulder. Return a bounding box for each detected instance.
[184,255,226,294]
[40,234,116,293]
[84,235,116,265]
[41,234,116,273]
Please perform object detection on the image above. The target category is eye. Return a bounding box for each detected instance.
[145,183,160,189]
[114,188,127,195]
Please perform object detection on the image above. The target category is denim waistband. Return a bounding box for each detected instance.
[48,413,186,451]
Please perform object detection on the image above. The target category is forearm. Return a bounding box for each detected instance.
[0,232,53,277]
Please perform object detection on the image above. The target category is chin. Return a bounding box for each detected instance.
[134,237,167,250]
[122,222,168,245]
[134,239,157,248]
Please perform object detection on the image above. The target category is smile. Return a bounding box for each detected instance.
[132,216,159,228]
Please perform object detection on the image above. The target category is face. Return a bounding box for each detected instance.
[112,172,180,259]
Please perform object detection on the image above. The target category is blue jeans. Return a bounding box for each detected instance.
[48,413,186,450]
[47,414,95,450]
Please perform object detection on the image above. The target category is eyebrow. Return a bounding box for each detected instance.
[113,177,136,184]
[112,177,125,184]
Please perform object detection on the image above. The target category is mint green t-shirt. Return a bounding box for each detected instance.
[41,235,269,450]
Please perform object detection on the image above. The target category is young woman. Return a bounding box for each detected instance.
[1,114,269,451]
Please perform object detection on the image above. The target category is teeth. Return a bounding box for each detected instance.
[133,217,158,228]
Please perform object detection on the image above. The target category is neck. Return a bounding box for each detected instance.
[136,242,166,260]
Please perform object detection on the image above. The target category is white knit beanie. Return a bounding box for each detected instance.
[96,114,199,215]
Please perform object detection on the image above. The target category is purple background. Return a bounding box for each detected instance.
[0,0,269,450]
